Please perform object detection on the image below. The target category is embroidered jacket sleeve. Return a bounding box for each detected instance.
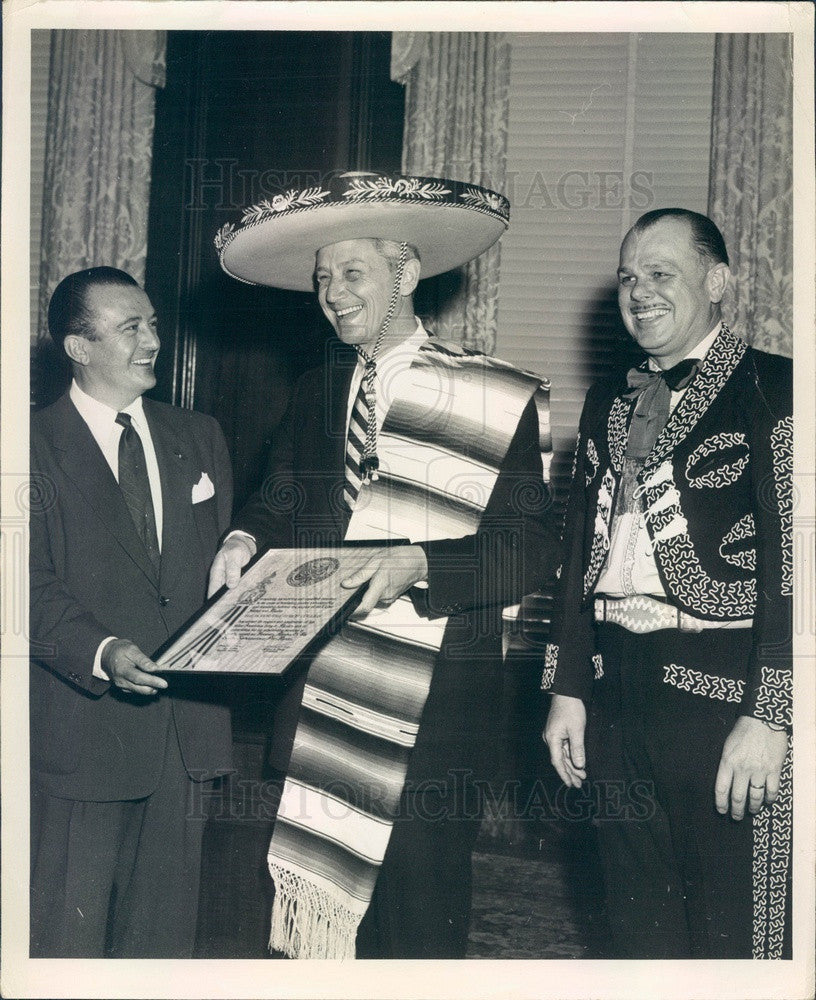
[740,351,793,728]
[540,384,605,703]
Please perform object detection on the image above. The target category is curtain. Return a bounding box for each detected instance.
[394,33,510,353]
[708,34,793,357]
[36,30,166,342]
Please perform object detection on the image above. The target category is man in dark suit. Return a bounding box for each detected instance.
[543,210,792,958]
[208,172,560,958]
[30,267,233,958]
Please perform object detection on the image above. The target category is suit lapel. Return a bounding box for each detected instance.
[52,396,158,586]
[639,324,747,483]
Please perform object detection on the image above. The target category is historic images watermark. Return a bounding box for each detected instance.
[183,162,656,214]
[187,768,659,826]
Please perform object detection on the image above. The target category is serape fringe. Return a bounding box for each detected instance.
[269,866,360,960]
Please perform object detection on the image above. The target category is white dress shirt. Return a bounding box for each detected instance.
[595,323,721,598]
[345,321,430,435]
[69,380,163,678]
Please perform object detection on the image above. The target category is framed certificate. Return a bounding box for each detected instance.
[156,545,389,675]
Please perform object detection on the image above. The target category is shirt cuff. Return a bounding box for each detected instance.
[226,530,257,556]
[93,636,117,681]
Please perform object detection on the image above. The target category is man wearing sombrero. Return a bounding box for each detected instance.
[209,172,560,959]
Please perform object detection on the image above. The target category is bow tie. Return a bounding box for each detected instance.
[622,358,701,462]
[626,358,701,396]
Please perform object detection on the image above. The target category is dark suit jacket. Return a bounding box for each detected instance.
[233,340,561,780]
[544,325,792,728]
[30,393,234,801]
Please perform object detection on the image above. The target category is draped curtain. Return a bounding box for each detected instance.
[37,30,166,342]
[392,32,510,353]
[708,34,793,357]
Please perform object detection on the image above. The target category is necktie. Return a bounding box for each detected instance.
[623,358,700,460]
[343,378,369,510]
[116,412,160,573]
[615,358,701,517]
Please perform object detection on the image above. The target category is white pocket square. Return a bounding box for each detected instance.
[191,472,215,503]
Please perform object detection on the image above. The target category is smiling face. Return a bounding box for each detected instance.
[617,217,729,369]
[314,238,418,351]
[66,283,160,409]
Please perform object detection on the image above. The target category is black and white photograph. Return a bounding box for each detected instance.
[2,2,814,998]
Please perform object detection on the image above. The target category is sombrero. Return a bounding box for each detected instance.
[214,171,510,291]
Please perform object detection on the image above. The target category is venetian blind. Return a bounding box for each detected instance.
[497,32,715,505]
[30,30,52,341]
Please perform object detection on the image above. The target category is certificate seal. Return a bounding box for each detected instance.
[286,557,340,587]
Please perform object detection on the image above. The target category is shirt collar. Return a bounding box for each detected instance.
[355,319,429,368]
[70,379,146,429]
[647,321,722,372]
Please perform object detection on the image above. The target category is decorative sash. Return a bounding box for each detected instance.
[267,340,549,959]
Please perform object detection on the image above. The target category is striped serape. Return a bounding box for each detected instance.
[267,339,550,959]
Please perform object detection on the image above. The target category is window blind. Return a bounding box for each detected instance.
[498,32,714,505]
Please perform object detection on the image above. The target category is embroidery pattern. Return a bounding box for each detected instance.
[640,324,747,484]
[344,176,451,202]
[583,469,616,597]
[771,416,793,596]
[642,468,756,618]
[645,502,681,538]
[641,477,687,543]
[719,514,757,570]
[754,666,792,728]
[752,741,792,959]
[597,595,678,633]
[607,396,630,474]
[541,644,558,690]
[592,653,604,680]
[685,432,750,489]
[662,663,744,702]
[241,187,330,224]
[655,533,756,617]
[570,432,581,485]
[213,223,235,250]
[460,186,508,215]
[585,438,599,487]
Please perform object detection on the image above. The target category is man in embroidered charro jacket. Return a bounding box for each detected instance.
[542,209,792,959]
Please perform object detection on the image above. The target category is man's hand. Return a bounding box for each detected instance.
[543,694,587,788]
[714,715,789,821]
[101,639,168,696]
[208,534,257,597]
[341,545,428,617]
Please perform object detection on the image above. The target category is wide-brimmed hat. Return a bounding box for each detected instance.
[214,171,510,291]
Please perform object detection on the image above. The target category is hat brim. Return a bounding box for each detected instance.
[219,200,507,292]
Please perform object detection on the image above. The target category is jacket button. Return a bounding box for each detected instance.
[159,596,170,607]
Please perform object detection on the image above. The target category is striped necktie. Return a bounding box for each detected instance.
[344,377,369,510]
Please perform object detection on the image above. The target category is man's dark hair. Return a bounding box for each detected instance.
[631,208,730,267]
[47,267,140,350]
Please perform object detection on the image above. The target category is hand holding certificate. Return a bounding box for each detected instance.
[156,546,390,675]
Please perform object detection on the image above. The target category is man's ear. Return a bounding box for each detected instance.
[400,257,421,296]
[63,334,90,366]
[706,262,730,304]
